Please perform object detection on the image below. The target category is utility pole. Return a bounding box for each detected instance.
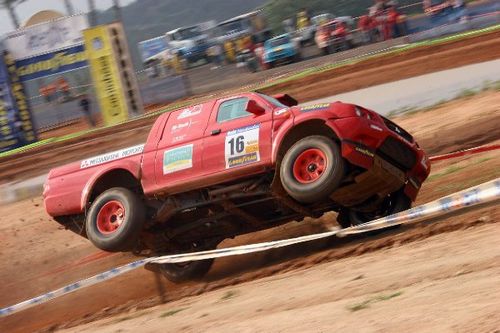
[3,1,21,29]
[63,0,74,16]
[112,0,122,22]
[87,0,96,26]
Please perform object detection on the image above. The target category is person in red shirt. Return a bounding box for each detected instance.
[386,6,399,39]
[57,77,71,100]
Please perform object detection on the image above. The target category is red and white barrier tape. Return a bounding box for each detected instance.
[429,144,500,162]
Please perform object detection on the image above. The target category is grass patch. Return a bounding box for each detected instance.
[474,157,492,164]
[112,310,151,323]
[456,88,477,99]
[428,155,496,182]
[428,165,466,181]
[159,308,186,318]
[347,291,403,312]
[220,290,239,301]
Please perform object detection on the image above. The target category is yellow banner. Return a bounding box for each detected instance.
[83,26,128,125]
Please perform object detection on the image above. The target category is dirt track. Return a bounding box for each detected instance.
[0,29,499,183]
[0,88,499,332]
[62,223,500,333]
[0,29,500,332]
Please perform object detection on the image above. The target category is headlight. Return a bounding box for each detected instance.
[354,106,372,120]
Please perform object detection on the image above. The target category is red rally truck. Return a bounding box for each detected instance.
[44,92,430,282]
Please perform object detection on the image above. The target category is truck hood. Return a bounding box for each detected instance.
[293,102,359,118]
[48,144,145,179]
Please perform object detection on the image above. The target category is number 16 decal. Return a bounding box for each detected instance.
[225,124,260,168]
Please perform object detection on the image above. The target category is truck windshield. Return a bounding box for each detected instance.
[176,27,201,40]
[267,36,290,48]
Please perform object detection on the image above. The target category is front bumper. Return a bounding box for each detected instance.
[327,116,430,202]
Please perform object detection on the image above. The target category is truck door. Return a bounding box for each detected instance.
[202,95,274,181]
[154,102,214,193]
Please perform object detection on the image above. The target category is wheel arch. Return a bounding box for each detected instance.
[272,118,341,166]
[81,164,143,211]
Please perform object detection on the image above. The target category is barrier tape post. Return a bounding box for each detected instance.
[1,177,499,318]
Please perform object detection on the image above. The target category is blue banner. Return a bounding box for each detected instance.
[15,44,87,82]
[138,36,170,62]
[0,52,37,152]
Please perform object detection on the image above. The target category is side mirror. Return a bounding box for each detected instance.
[246,99,265,116]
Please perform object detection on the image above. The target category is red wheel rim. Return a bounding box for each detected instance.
[292,148,328,184]
[96,200,125,235]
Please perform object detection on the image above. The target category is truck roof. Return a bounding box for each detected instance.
[166,25,201,35]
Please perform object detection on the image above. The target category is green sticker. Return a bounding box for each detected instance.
[163,144,193,174]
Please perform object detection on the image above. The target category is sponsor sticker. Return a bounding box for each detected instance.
[274,108,289,116]
[163,144,193,174]
[177,105,202,119]
[80,144,145,169]
[225,124,260,168]
[300,103,330,112]
[355,146,375,158]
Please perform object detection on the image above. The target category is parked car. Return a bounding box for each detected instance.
[166,25,210,64]
[44,92,430,282]
[263,34,301,68]
[315,17,356,55]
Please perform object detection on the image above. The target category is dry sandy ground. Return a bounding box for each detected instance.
[62,223,500,333]
[0,89,499,333]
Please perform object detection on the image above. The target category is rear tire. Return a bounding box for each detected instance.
[159,259,214,283]
[158,241,218,283]
[338,190,411,229]
[280,136,345,204]
[86,187,145,252]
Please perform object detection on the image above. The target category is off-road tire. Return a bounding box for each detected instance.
[280,136,345,204]
[159,259,215,283]
[86,187,145,252]
[338,190,412,229]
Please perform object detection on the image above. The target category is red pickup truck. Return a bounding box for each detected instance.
[44,92,430,282]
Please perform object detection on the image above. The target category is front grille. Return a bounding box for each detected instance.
[383,117,413,143]
[378,136,417,171]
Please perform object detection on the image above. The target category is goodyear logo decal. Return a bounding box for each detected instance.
[355,147,375,158]
[300,103,330,112]
[228,152,258,168]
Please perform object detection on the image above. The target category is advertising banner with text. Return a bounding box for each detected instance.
[84,26,128,125]
[0,53,37,152]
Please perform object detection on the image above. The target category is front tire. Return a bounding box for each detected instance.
[280,136,345,204]
[86,187,145,252]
